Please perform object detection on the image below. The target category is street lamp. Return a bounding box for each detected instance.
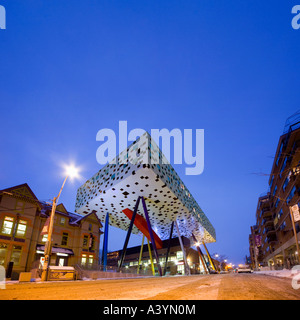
[41,164,80,281]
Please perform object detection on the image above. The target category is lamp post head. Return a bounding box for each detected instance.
[65,164,80,180]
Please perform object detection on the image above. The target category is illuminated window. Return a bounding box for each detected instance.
[1,216,14,235]
[176,251,183,260]
[177,264,185,274]
[61,232,68,246]
[0,243,8,265]
[41,234,48,242]
[88,255,94,265]
[15,220,27,238]
[81,254,87,265]
[11,245,22,266]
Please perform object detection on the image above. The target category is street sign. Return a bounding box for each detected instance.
[291,204,300,222]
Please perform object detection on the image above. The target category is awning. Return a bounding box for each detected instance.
[36,244,74,256]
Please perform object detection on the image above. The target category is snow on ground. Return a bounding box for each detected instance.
[254,266,300,279]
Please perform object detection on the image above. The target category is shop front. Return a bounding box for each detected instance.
[36,244,74,267]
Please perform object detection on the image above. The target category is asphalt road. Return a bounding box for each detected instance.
[1,273,300,300]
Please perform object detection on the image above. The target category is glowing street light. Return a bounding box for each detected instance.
[41,164,80,281]
[65,164,80,180]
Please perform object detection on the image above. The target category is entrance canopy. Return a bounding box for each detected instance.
[75,132,216,244]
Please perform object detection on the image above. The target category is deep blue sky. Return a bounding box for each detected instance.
[1,0,300,265]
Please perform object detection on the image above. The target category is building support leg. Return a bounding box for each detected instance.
[137,234,145,274]
[147,239,155,276]
[175,220,191,276]
[141,196,163,276]
[191,233,208,274]
[202,242,217,271]
[102,213,109,271]
[118,196,141,272]
[164,221,174,276]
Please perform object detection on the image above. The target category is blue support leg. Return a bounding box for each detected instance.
[102,213,109,271]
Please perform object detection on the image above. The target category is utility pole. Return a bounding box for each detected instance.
[41,175,68,281]
[41,164,79,281]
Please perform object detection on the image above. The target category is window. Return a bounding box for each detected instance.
[282,177,290,192]
[11,245,22,266]
[287,186,297,203]
[279,221,286,231]
[277,209,284,220]
[276,142,284,166]
[280,157,288,178]
[81,254,87,265]
[41,234,48,242]
[88,224,92,232]
[273,185,277,197]
[88,255,94,265]
[15,200,25,212]
[61,232,68,246]
[83,235,89,248]
[0,243,8,265]
[177,264,185,274]
[270,175,274,189]
[1,216,14,235]
[59,217,66,226]
[176,251,183,260]
[15,220,27,238]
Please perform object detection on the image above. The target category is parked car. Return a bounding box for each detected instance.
[237,265,252,273]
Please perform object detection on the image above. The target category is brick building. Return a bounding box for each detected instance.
[250,111,300,269]
[0,183,103,279]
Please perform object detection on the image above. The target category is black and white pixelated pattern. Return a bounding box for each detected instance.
[75,132,216,243]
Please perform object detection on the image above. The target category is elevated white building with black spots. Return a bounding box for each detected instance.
[75,132,216,246]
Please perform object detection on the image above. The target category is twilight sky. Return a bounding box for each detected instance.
[1,0,300,265]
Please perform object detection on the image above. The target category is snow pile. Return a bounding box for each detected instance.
[254,267,300,279]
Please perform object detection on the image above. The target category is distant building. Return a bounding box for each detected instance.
[250,111,300,269]
[107,236,215,275]
[0,183,103,279]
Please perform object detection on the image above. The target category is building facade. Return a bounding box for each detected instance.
[0,183,103,279]
[250,112,300,269]
[107,236,214,275]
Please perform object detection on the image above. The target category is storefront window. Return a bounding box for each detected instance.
[0,243,8,265]
[177,264,185,274]
[11,245,22,266]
